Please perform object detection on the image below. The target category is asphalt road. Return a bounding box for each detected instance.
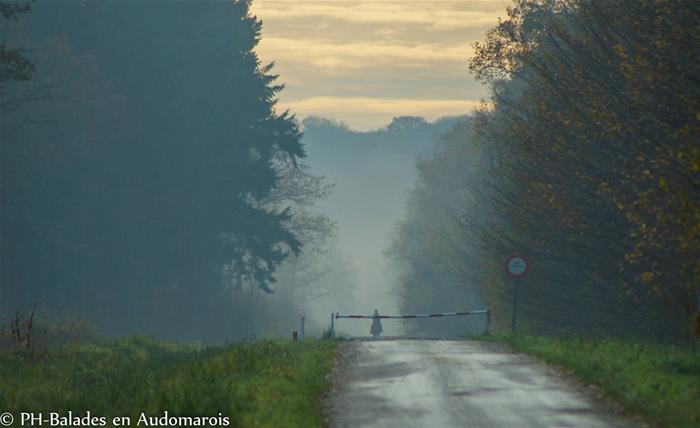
[329,339,638,428]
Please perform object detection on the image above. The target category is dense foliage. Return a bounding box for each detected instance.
[0,1,323,341]
[391,0,699,341]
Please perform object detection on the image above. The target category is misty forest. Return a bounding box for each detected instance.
[1,0,699,348]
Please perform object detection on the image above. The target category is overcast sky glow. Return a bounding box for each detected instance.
[251,0,508,130]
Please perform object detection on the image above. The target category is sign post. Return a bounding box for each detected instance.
[505,254,529,332]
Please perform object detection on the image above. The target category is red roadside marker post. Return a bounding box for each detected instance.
[505,254,529,333]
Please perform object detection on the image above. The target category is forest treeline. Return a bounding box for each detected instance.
[302,115,468,159]
[389,0,699,341]
[1,1,338,341]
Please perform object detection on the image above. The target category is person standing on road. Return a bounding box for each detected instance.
[370,309,383,337]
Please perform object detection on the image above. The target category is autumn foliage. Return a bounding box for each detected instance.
[391,0,698,341]
[468,0,699,338]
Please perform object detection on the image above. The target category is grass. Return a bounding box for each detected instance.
[0,336,339,428]
[476,333,700,428]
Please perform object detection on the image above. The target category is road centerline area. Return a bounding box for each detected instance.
[329,340,637,428]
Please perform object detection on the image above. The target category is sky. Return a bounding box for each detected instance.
[251,0,508,130]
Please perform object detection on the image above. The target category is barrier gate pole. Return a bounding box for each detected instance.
[330,313,335,338]
[484,310,491,335]
[511,280,519,332]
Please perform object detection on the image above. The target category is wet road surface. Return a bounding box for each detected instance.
[329,339,637,428]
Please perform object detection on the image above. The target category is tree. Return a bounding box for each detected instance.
[0,0,314,341]
[387,120,489,336]
[467,0,698,339]
[0,1,34,82]
[392,0,697,341]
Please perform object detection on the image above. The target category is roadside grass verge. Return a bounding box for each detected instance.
[0,336,339,428]
[476,333,700,428]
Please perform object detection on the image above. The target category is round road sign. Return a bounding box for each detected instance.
[505,254,529,279]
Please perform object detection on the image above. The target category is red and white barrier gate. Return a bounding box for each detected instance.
[330,309,490,337]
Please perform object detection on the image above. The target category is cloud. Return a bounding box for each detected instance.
[257,37,474,73]
[253,1,503,31]
[250,0,506,129]
[278,96,482,130]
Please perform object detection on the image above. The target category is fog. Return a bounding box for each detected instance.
[300,116,468,336]
[1,0,696,345]
[0,0,478,341]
